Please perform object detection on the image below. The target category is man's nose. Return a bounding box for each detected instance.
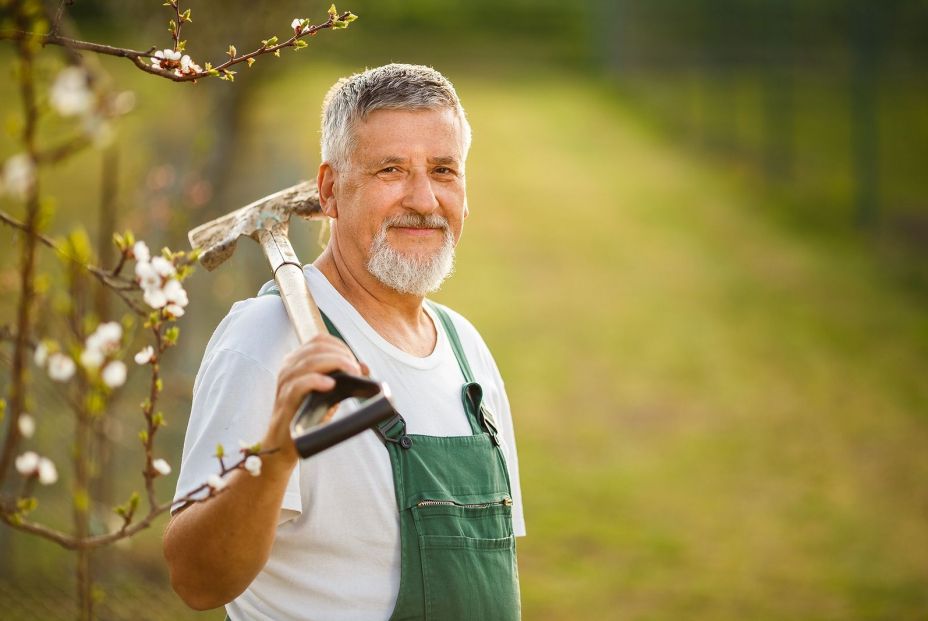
[401,169,439,214]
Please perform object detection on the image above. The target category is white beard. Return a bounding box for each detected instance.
[366,213,456,296]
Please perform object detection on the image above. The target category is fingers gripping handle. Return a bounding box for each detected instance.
[290,371,396,458]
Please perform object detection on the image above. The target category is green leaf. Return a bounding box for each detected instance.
[181,8,192,22]
[215,443,225,458]
[293,39,308,49]
[341,12,358,24]
[139,430,149,445]
[153,412,166,427]
[73,489,89,512]
[164,326,180,345]
[16,497,38,514]
[65,228,93,264]
[328,4,338,19]
[273,49,281,57]
[246,57,256,68]
[227,44,236,58]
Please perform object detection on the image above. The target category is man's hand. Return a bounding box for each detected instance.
[164,333,366,610]
[264,333,369,465]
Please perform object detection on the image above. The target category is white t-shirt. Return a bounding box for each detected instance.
[174,265,525,621]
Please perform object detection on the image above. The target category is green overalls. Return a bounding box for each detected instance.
[255,284,521,620]
[323,303,521,621]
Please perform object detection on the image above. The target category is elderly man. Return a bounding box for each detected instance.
[163,64,525,620]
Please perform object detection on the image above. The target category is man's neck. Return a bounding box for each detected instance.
[313,245,438,358]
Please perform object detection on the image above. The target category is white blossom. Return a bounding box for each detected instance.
[2,154,36,199]
[291,18,306,34]
[207,474,227,491]
[133,241,150,263]
[50,66,94,117]
[80,346,104,370]
[102,360,127,388]
[34,342,49,367]
[151,256,176,278]
[152,458,172,476]
[37,457,58,485]
[244,455,262,477]
[84,321,122,364]
[96,322,122,347]
[134,346,154,365]
[47,352,76,382]
[143,286,168,309]
[135,260,161,291]
[151,50,165,69]
[179,55,202,74]
[151,49,181,70]
[15,451,39,475]
[164,303,185,318]
[18,413,35,438]
[163,278,188,307]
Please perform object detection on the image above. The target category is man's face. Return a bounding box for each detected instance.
[327,107,468,294]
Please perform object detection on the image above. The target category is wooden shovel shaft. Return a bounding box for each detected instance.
[254,227,326,344]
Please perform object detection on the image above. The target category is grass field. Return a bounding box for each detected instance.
[2,58,927,620]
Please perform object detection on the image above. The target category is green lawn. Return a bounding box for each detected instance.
[3,60,927,620]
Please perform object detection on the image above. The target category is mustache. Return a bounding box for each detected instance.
[383,213,449,230]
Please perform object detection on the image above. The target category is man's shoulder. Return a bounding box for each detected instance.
[202,294,297,370]
[427,300,486,347]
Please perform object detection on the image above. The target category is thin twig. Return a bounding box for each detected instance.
[35,134,92,165]
[0,447,278,550]
[0,12,352,83]
[51,0,74,37]
[0,208,146,315]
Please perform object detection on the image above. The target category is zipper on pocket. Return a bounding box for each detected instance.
[417,497,512,509]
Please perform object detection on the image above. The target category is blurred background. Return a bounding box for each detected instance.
[2,0,927,619]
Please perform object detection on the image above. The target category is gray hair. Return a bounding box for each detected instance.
[320,63,472,170]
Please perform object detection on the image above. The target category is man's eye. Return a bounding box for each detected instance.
[434,167,456,175]
[379,166,400,174]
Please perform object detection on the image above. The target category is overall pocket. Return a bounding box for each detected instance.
[413,499,521,621]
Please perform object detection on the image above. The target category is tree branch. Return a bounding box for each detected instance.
[0,447,278,550]
[0,11,354,83]
[0,208,147,315]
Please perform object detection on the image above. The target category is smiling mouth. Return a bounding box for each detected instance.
[390,226,444,235]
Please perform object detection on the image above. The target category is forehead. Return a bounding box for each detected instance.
[351,108,465,162]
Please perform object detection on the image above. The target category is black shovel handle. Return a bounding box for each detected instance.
[290,371,395,458]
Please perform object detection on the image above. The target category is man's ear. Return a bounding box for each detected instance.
[317,163,337,218]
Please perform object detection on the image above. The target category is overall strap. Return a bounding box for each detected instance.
[427,301,501,442]
[426,300,474,383]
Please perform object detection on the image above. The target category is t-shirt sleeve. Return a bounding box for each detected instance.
[173,347,302,523]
